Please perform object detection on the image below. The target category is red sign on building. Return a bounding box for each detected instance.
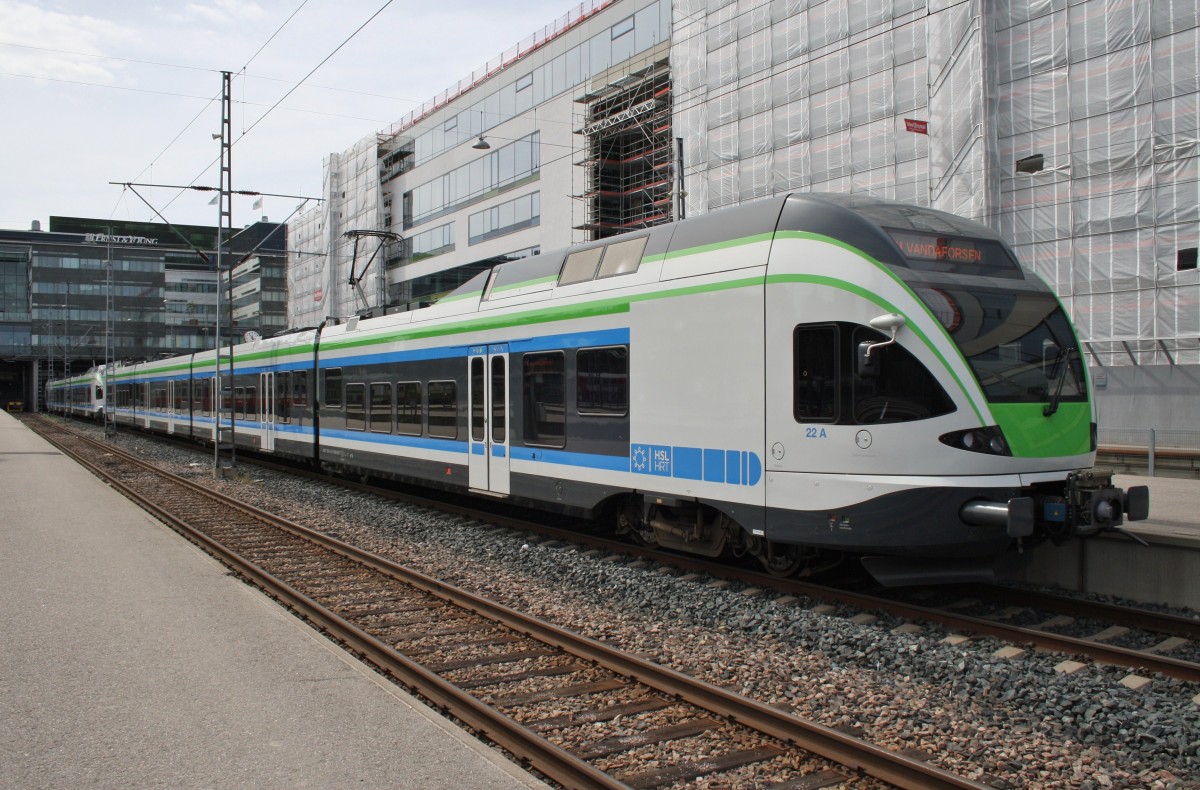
[904,119,928,134]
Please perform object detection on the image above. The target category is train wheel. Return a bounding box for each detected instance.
[618,500,658,547]
[759,543,804,577]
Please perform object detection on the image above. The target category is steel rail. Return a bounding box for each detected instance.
[955,583,1200,641]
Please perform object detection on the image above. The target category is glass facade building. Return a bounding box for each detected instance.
[0,217,288,410]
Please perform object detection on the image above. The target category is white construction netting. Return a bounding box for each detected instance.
[673,0,1198,365]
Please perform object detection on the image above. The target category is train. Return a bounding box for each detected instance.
[47,193,1149,585]
[46,367,106,420]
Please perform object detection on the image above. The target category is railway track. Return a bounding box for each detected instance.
[25,414,990,790]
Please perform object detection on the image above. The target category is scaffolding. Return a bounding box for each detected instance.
[574,58,674,238]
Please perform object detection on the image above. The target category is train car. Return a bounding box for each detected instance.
[206,329,320,462]
[48,193,1149,584]
[45,366,105,420]
[305,193,1148,583]
[108,357,183,433]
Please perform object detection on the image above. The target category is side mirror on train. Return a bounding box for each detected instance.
[857,313,906,378]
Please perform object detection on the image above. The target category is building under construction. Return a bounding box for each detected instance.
[574,58,674,237]
[287,0,1198,432]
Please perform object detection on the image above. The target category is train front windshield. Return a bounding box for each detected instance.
[914,286,1086,404]
[887,230,1087,406]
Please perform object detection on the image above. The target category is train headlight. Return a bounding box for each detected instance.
[939,425,1012,456]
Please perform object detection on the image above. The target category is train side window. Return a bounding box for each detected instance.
[596,237,646,278]
[577,346,628,416]
[794,325,840,423]
[370,382,393,434]
[523,351,565,447]
[850,326,955,424]
[324,368,343,408]
[396,382,422,435]
[276,372,291,423]
[558,247,603,286]
[346,384,366,430]
[294,370,309,406]
[427,381,458,439]
[470,357,485,442]
[491,356,506,443]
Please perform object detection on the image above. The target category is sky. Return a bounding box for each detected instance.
[0,0,582,231]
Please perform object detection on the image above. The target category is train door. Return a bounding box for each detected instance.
[259,371,275,452]
[467,345,510,495]
[167,380,176,434]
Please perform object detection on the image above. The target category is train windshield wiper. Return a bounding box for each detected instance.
[1043,345,1076,417]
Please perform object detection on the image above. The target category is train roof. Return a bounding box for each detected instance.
[437,193,1019,308]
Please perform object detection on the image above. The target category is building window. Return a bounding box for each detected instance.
[467,192,540,245]
[410,222,455,262]
[408,133,540,228]
[1178,248,1197,272]
[1015,154,1045,174]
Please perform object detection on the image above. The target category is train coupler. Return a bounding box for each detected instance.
[1063,470,1150,538]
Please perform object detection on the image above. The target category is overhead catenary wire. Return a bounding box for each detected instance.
[153,0,398,220]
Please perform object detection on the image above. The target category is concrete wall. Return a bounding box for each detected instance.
[1011,529,1200,611]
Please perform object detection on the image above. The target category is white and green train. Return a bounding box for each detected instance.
[52,194,1149,584]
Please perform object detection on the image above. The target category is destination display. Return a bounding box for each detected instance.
[887,230,1020,276]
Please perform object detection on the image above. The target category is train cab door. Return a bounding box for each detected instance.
[259,371,275,452]
[467,345,510,496]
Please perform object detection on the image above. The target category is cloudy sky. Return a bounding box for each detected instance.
[1,0,579,230]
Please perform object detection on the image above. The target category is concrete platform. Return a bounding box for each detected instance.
[1115,473,1199,542]
[0,410,546,790]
